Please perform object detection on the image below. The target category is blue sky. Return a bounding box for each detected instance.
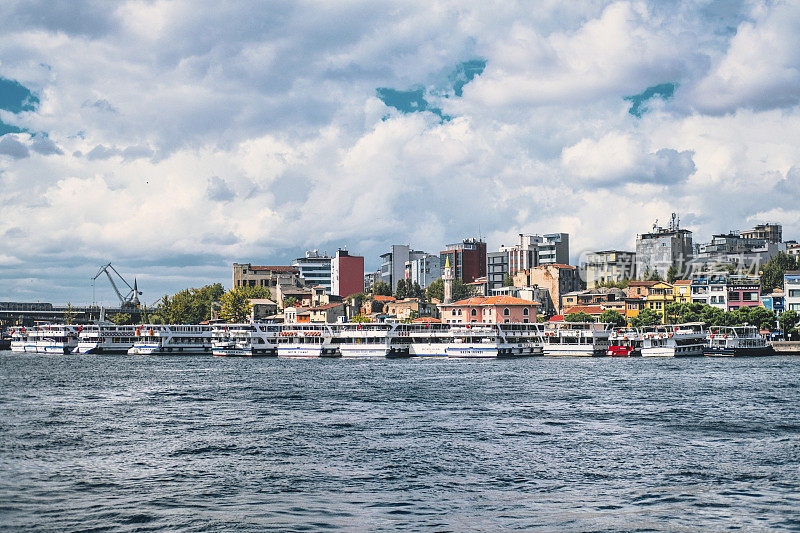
[1,0,800,305]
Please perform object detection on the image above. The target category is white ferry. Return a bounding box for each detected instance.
[335,323,410,358]
[705,326,774,357]
[397,322,452,357]
[276,324,340,358]
[640,323,706,357]
[607,328,643,357]
[9,328,29,352]
[73,324,138,354]
[541,322,611,356]
[128,324,213,355]
[211,323,281,357]
[445,323,545,358]
[26,325,80,354]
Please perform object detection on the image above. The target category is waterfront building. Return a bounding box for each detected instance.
[440,238,487,284]
[762,291,785,315]
[635,214,693,279]
[787,241,800,261]
[740,223,782,243]
[490,285,551,312]
[673,280,691,303]
[784,271,800,313]
[380,245,428,291]
[232,263,302,290]
[292,251,332,293]
[584,250,636,288]
[331,249,364,298]
[487,251,508,291]
[364,270,381,292]
[643,282,675,323]
[560,287,626,309]
[625,297,645,321]
[384,298,438,320]
[438,295,539,324]
[725,277,762,312]
[626,280,657,299]
[690,274,761,312]
[250,299,278,321]
[562,305,604,320]
[307,302,347,323]
[514,264,581,316]
[404,253,441,288]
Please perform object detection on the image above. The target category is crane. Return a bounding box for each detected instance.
[91,263,142,308]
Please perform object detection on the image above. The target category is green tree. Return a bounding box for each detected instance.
[666,265,678,284]
[502,275,515,287]
[220,287,258,323]
[351,313,371,323]
[347,292,367,312]
[779,310,799,336]
[598,309,626,328]
[426,278,443,302]
[394,279,408,300]
[760,252,798,293]
[153,283,227,323]
[648,270,663,281]
[372,281,392,296]
[109,312,133,325]
[283,296,299,308]
[565,311,595,323]
[63,302,76,324]
[412,282,425,300]
[630,308,661,327]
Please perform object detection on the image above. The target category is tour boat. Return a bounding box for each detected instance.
[445,323,545,358]
[73,324,138,354]
[276,324,340,357]
[705,326,774,357]
[211,323,280,357]
[640,323,706,357]
[607,328,642,356]
[9,328,28,352]
[335,323,410,358]
[33,325,80,354]
[128,324,212,355]
[541,322,611,356]
[397,322,452,357]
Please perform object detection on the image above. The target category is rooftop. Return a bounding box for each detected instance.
[443,295,540,307]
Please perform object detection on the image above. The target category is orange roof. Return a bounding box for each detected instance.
[564,305,604,315]
[372,295,396,302]
[673,279,691,285]
[412,317,440,323]
[308,302,345,311]
[628,281,657,287]
[537,263,575,269]
[444,295,540,307]
[549,314,565,322]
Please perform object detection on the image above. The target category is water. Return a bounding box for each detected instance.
[1,353,799,531]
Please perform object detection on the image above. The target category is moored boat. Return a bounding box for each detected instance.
[542,322,611,356]
[705,326,774,357]
[640,323,706,357]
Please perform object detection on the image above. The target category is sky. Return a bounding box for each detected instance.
[1,0,799,306]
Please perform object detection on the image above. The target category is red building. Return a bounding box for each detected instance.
[439,238,486,284]
[331,249,364,298]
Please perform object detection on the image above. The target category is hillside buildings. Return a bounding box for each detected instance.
[487,233,570,291]
[404,254,441,288]
[331,249,364,298]
[584,250,636,288]
[440,238,487,284]
[439,295,539,324]
[232,264,302,290]
[635,214,693,279]
[741,223,782,243]
[380,245,428,291]
[292,250,332,293]
[513,264,581,315]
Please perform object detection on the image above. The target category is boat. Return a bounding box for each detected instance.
[399,322,455,357]
[73,324,138,354]
[211,323,280,357]
[335,323,410,358]
[31,325,80,354]
[607,328,642,356]
[276,324,340,357]
[541,322,611,356]
[128,324,212,355]
[640,323,706,357]
[9,328,28,352]
[705,326,774,357]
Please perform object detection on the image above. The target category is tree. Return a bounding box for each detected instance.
[351,313,371,323]
[630,308,661,327]
[565,311,595,323]
[502,275,515,287]
[109,312,133,325]
[347,292,367,312]
[426,278,443,302]
[283,296,299,308]
[666,265,678,284]
[220,287,257,323]
[394,279,408,300]
[152,283,226,324]
[598,309,626,328]
[761,252,798,293]
[648,270,663,281]
[412,282,426,300]
[372,281,392,296]
[64,302,76,324]
[779,310,799,336]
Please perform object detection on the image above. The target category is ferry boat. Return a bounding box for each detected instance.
[211,323,280,357]
[33,325,80,354]
[128,324,212,355]
[607,328,642,357]
[541,322,611,356]
[335,323,410,358]
[640,323,706,357]
[398,322,452,357]
[73,324,138,354]
[276,324,340,357]
[705,326,774,357]
[9,328,28,352]
[443,323,545,358]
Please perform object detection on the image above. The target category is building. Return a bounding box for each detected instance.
[560,287,626,309]
[380,245,427,291]
[787,241,800,261]
[440,238,487,284]
[692,233,785,273]
[784,271,800,313]
[364,270,381,292]
[232,263,302,290]
[741,223,782,243]
[487,251,509,291]
[584,250,636,288]
[689,274,761,312]
[635,214,693,279]
[384,298,438,320]
[725,277,761,312]
[645,282,675,323]
[762,291,785,315]
[331,249,364,298]
[292,250,332,293]
[672,280,691,303]
[625,297,645,321]
[562,305,604,320]
[490,285,551,312]
[438,295,539,324]
[538,233,570,265]
[404,253,441,289]
[626,280,657,299]
[514,263,581,316]
[307,302,347,323]
[249,299,278,321]
[499,233,570,277]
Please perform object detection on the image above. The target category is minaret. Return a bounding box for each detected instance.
[443,255,453,304]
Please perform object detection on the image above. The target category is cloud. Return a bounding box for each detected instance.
[624,82,676,117]
[0,134,30,158]
[85,143,153,161]
[30,135,63,155]
[206,176,235,202]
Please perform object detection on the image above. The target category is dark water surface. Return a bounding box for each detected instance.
[2,352,800,531]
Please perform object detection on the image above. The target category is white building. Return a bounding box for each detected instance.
[786,271,800,313]
[404,254,441,288]
[380,245,427,291]
[292,250,332,293]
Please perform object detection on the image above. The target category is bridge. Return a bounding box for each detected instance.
[0,302,150,328]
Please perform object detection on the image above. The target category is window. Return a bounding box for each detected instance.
[471,309,477,317]
[458,309,462,316]
[503,308,510,316]
[523,308,529,316]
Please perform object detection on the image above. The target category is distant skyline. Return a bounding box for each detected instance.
[1,1,799,304]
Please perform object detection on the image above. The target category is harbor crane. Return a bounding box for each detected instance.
[91,262,142,308]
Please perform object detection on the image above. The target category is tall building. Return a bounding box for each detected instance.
[331,249,364,298]
[635,214,693,279]
[380,245,427,292]
[500,233,570,276]
[364,270,381,292]
[538,233,570,265]
[487,251,509,291]
[584,250,636,288]
[292,250,332,292]
[232,263,301,289]
[404,253,441,288]
[514,263,581,315]
[741,223,782,243]
[439,238,487,283]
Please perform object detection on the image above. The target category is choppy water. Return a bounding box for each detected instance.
[1,352,800,531]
